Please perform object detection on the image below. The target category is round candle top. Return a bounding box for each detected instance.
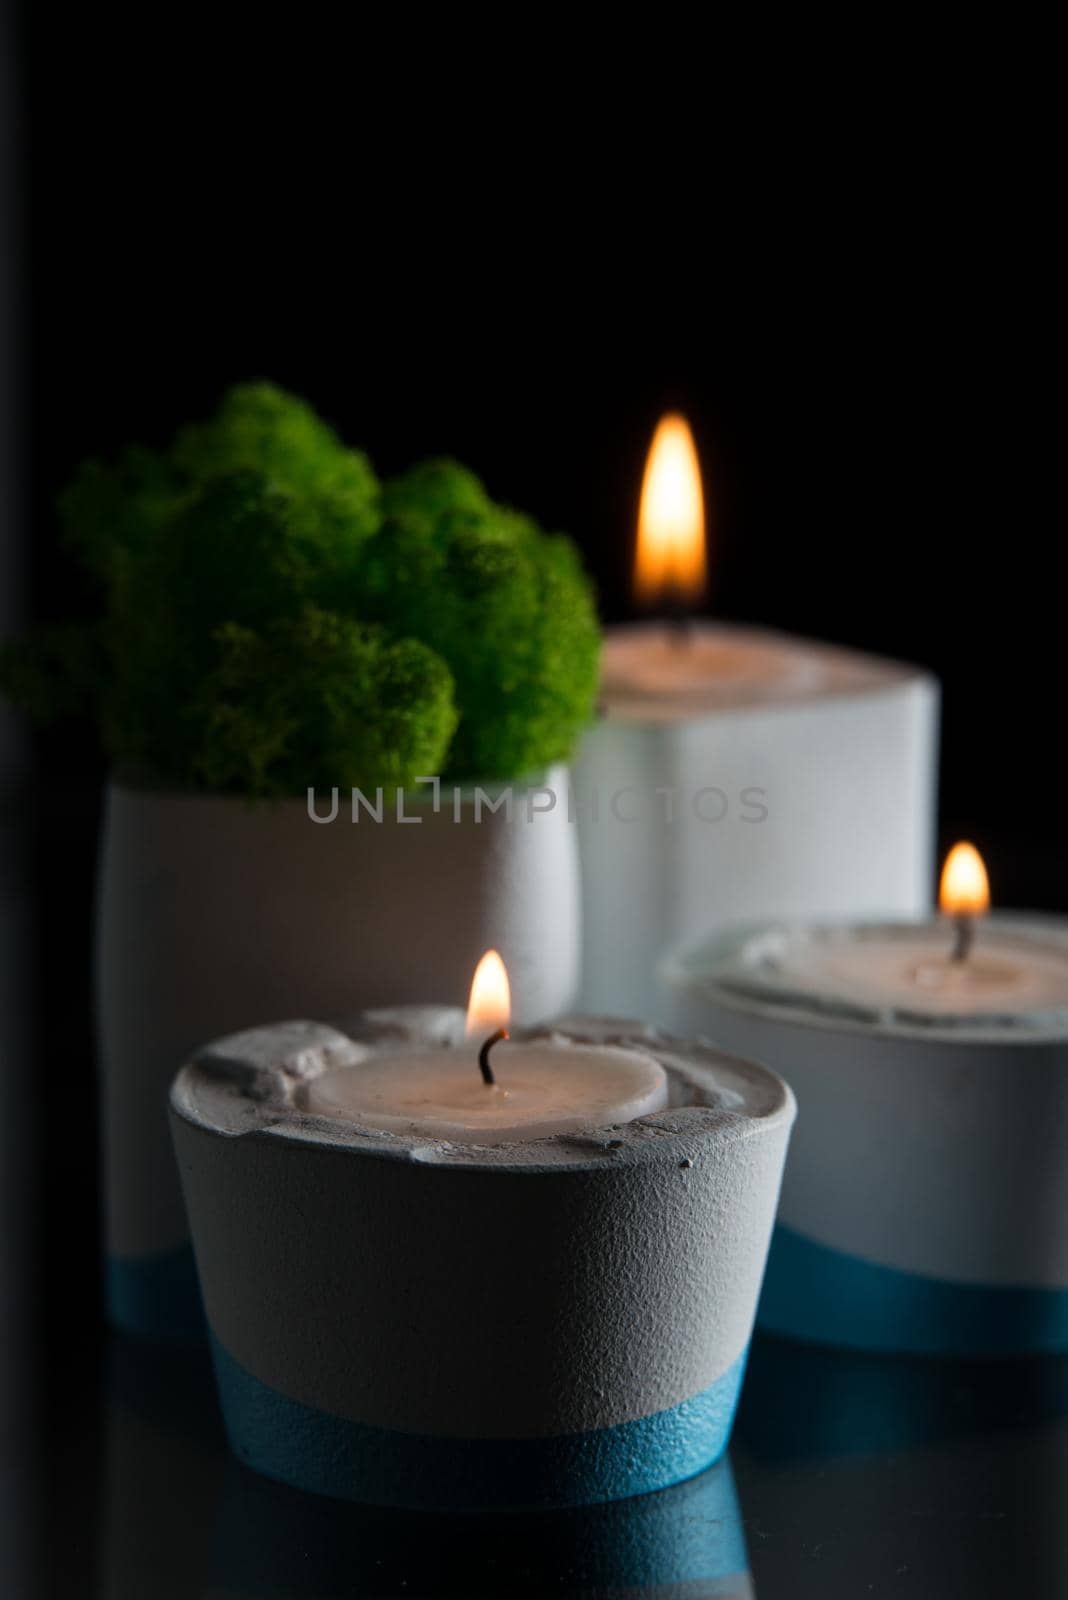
[665,917,1068,1040]
[300,1039,670,1145]
[598,622,908,718]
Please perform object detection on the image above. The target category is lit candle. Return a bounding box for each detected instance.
[609,411,818,704]
[939,839,990,966]
[727,843,1068,1021]
[573,413,939,1019]
[664,843,1068,1356]
[633,413,708,611]
[171,1007,795,1511]
[302,949,669,1144]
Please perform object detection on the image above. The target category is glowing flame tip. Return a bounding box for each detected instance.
[466,949,511,1036]
[939,842,990,917]
[634,412,707,608]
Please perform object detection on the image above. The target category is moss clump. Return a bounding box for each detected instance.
[172,379,379,544]
[361,460,600,780]
[379,457,491,528]
[97,471,424,786]
[1,391,600,797]
[192,610,457,798]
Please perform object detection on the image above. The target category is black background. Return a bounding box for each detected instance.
[4,13,1065,1595]
[22,22,1062,889]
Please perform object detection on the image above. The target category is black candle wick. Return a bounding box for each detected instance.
[951,913,974,963]
[478,1028,509,1087]
[665,591,697,649]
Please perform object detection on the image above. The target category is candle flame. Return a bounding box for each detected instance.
[939,842,990,916]
[465,949,511,1037]
[634,413,707,608]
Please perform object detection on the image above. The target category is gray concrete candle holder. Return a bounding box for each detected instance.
[97,769,579,1339]
[170,1010,794,1510]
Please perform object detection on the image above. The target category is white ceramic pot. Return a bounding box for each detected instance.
[97,769,580,1337]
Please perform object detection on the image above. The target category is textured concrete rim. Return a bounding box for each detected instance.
[170,1014,795,1174]
[662,916,1068,1048]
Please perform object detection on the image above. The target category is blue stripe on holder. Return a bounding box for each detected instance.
[758,1224,1068,1356]
[106,1246,206,1342]
[209,1337,750,1510]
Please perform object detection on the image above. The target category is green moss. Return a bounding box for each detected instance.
[1,387,601,796]
[192,610,458,797]
[361,466,600,780]
[95,472,336,780]
[173,380,378,523]
[379,457,491,527]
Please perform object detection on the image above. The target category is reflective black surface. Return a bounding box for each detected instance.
[35,1326,1068,1597]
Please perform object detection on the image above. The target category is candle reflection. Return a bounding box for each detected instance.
[100,1334,754,1598]
[736,1330,1068,1465]
[98,1331,1068,1596]
[206,1451,754,1599]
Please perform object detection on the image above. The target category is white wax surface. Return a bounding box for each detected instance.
[602,623,818,701]
[718,920,1068,1030]
[300,1041,670,1145]
[598,622,897,717]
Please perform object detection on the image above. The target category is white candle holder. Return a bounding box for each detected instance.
[97,769,579,1339]
[574,623,938,1020]
[170,1010,794,1510]
[664,916,1068,1356]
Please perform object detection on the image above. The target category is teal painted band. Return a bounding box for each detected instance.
[210,1336,750,1511]
[758,1224,1068,1355]
[105,1246,206,1342]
